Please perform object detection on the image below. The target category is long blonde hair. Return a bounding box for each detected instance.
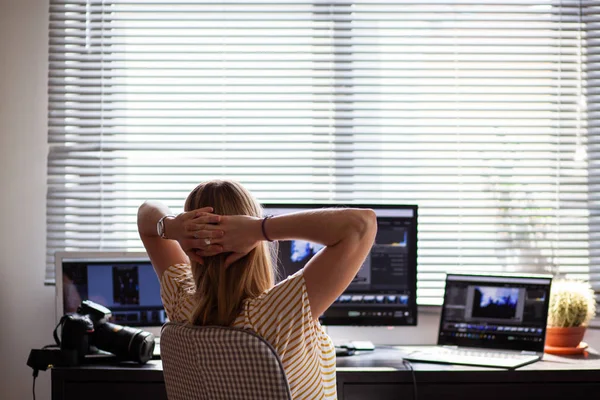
[184,180,276,326]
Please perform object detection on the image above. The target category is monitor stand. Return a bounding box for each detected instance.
[335,340,376,357]
[349,340,376,352]
[323,326,375,355]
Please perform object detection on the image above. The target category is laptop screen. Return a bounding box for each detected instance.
[438,274,552,352]
[61,257,167,327]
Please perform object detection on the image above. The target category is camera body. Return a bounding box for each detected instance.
[61,300,155,364]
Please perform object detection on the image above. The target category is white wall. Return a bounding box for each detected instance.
[0,1,54,399]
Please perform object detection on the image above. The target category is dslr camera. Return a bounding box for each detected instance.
[60,300,155,364]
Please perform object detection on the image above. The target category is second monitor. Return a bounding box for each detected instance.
[263,204,418,326]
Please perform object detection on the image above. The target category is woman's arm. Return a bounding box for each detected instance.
[217,208,378,319]
[137,201,224,278]
[270,209,377,319]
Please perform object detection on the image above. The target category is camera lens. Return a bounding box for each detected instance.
[93,322,155,364]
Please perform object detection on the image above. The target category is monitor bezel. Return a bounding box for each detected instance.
[54,251,152,326]
[262,203,419,326]
[438,273,553,353]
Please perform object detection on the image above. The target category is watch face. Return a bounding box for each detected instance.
[157,218,165,237]
[157,215,174,239]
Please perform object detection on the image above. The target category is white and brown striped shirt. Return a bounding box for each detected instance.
[160,264,337,399]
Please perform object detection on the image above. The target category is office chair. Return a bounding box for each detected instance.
[160,322,292,400]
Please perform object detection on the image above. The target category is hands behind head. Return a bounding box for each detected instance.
[166,207,223,264]
[168,207,262,268]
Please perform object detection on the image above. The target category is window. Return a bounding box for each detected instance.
[48,0,598,305]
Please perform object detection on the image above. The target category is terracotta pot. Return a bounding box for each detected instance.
[545,325,587,348]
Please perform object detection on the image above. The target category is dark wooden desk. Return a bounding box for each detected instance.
[52,346,600,400]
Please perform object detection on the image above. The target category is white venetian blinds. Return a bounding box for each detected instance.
[48,0,595,305]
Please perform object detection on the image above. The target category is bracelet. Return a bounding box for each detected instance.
[261,215,273,242]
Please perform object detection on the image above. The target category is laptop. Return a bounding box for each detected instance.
[403,273,552,369]
[55,251,165,358]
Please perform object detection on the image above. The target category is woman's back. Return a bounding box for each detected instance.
[138,179,377,400]
[161,263,336,399]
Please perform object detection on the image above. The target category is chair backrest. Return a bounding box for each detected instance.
[160,322,292,400]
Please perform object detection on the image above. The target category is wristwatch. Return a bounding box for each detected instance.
[157,215,175,239]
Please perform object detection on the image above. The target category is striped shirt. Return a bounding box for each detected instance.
[160,264,337,400]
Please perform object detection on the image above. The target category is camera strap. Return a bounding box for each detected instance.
[52,316,68,348]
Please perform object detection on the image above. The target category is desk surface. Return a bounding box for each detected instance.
[341,345,600,370]
[52,346,600,400]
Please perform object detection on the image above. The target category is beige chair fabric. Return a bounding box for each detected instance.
[160,322,292,400]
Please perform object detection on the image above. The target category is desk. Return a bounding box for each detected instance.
[52,347,600,400]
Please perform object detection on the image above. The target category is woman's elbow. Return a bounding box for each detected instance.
[348,208,378,241]
[137,201,151,229]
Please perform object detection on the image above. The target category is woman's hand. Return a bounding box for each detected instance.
[165,207,225,264]
[216,215,263,268]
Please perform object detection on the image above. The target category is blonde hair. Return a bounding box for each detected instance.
[184,180,276,326]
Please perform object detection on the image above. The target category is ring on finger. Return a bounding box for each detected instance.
[204,238,211,245]
[194,232,199,239]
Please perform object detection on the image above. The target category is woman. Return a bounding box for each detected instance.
[137,180,377,399]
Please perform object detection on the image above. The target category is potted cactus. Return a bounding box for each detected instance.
[545,279,596,352]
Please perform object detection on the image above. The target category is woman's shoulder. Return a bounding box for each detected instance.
[160,263,196,323]
[161,263,192,278]
[250,269,306,307]
[161,263,194,288]
[239,269,321,334]
[236,270,332,371]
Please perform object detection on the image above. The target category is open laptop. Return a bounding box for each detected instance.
[55,251,165,357]
[403,273,552,369]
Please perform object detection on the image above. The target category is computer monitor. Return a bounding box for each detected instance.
[263,204,418,326]
[55,251,165,337]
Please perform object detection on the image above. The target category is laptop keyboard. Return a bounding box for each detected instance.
[433,348,534,359]
[404,347,540,369]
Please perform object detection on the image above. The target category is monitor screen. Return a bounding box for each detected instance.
[438,274,552,352]
[263,204,418,326]
[58,253,167,327]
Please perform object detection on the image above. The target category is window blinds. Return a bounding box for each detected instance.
[48,0,595,305]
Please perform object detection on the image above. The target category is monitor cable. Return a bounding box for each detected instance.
[402,359,418,400]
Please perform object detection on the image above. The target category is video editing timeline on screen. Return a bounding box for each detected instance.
[62,261,166,327]
[440,278,550,349]
[273,205,418,325]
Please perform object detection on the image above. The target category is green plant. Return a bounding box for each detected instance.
[547,280,597,328]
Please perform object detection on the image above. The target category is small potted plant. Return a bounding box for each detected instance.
[545,279,596,353]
